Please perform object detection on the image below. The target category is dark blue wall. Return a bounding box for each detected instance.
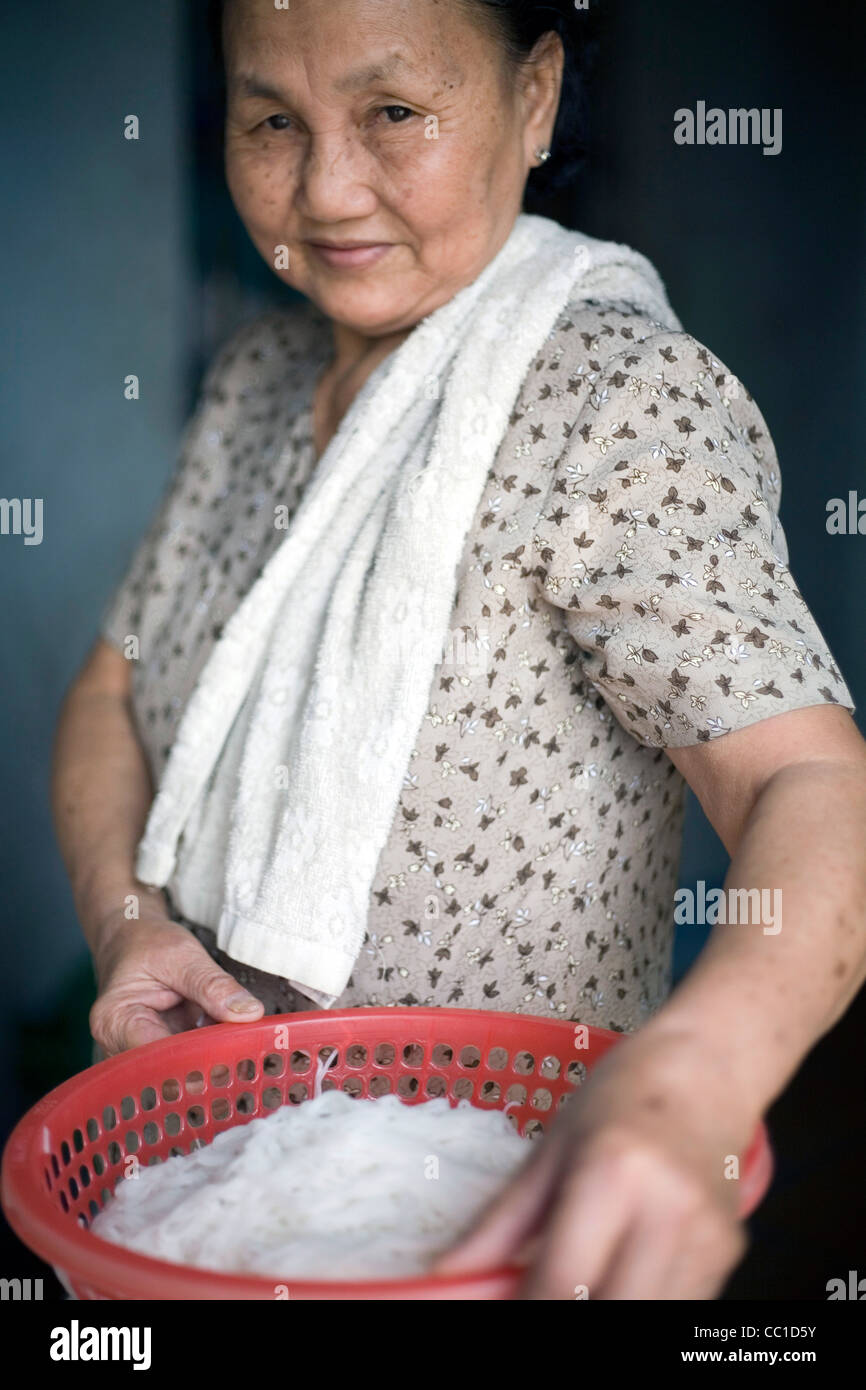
[0,0,189,1130]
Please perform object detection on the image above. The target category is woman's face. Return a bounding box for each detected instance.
[222,0,561,337]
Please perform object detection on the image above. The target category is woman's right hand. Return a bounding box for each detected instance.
[89,906,265,1056]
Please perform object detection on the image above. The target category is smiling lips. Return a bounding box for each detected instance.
[306,239,393,269]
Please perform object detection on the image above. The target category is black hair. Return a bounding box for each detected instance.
[454,1,598,206]
[206,0,599,212]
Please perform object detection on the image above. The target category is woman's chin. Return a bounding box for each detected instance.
[303,280,427,337]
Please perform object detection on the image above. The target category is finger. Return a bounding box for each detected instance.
[122,1008,177,1051]
[171,942,264,1022]
[432,1133,565,1275]
[604,1220,741,1302]
[591,1209,683,1300]
[174,999,215,1031]
[519,1159,636,1300]
[162,1000,206,1034]
[657,1216,747,1301]
[92,999,175,1056]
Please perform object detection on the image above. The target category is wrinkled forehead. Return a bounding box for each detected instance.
[221,0,477,85]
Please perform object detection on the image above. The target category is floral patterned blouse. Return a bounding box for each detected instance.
[101,292,855,1032]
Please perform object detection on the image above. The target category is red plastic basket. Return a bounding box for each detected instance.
[1,1007,772,1300]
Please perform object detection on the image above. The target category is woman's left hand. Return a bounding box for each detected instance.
[431,1028,757,1299]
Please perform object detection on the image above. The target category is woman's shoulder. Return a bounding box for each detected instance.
[535,295,776,496]
[199,298,331,406]
[545,294,741,390]
[551,294,674,358]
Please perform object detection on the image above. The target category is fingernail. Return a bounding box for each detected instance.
[227,995,261,1014]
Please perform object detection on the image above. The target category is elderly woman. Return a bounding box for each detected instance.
[53,0,865,1299]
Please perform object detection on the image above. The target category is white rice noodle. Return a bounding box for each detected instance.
[93,1090,531,1279]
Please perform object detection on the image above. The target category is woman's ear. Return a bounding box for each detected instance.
[520,31,565,164]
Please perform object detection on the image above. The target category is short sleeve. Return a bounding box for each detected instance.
[535,328,855,747]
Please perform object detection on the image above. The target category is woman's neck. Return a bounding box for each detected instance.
[330,319,412,379]
[312,319,413,460]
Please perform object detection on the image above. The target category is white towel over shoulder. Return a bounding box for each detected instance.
[136,213,681,1006]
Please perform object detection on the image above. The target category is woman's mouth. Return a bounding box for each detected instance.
[306,240,393,270]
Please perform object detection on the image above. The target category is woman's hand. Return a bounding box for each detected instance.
[89,905,264,1056]
[432,1028,756,1299]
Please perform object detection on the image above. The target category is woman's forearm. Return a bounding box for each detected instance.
[642,757,866,1129]
[53,641,264,1052]
[51,639,167,955]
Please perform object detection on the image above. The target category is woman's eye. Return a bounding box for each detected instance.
[264,114,292,131]
[380,105,414,124]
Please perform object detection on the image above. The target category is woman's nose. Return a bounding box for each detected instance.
[294,132,379,222]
